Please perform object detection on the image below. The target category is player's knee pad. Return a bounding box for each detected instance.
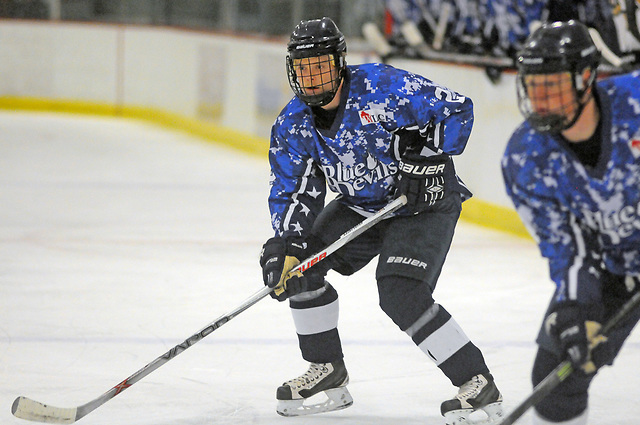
[532,349,590,422]
[377,275,435,330]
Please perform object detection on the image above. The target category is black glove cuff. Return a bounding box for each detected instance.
[284,236,308,260]
[260,236,307,267]
[547,302,584,332]
[260,237,284,268]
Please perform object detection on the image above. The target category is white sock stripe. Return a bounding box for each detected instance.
[290,299,339,336]
[417,317,470,365]
[405,303,440,337]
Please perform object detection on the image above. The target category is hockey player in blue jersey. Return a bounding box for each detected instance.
[502,20,640,425]
[258,17,503,423]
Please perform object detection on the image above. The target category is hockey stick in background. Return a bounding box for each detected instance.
[362,21,395,61]
[362,20,513,68]
[499,290,640,425]
[431,1,452,51]
[588,27,625,68]
[625,0,640,44]
[404,1,451,51]
[400,20,513,67]
[11,195,408,424]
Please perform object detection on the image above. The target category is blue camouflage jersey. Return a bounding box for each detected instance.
[502,70,640,304]
[268,62,474,239]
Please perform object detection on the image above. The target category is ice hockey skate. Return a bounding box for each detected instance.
[275,359,353,417]
[440,373,503,425]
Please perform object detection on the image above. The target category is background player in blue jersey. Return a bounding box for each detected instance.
[258,17,503,423]
[502,20,640,425]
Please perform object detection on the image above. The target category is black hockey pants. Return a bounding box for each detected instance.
[289,193,490,385]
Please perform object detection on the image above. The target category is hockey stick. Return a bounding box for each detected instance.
[588,27,624,68]
[499,290,640,425]
[362,21,394,61]
[362,20,514,68]
[11,195,408,424]
[625,0,640,44]
[432,2,452,51]
[399,21,514,68]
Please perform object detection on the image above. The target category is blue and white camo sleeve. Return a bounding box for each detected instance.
[268,125,326,240]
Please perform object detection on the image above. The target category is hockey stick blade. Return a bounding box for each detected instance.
[11,286,272,424]
[499,291,640,425]
[12,397,77,424]
[11,195,407,424]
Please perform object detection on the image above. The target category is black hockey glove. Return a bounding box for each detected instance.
[259,236,308,302]
[396,153,450,213]
[544,302,607,374]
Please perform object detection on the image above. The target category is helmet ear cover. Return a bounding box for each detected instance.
[286,17,347,107]
[515,20,600,133]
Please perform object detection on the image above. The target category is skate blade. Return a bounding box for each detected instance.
[444,402,504,425]
[276,387,353,417]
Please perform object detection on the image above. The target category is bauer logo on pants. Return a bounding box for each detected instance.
[386,256,428,269]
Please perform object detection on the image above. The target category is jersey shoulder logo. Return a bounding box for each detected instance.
[358,107,388,125]
[629,130,640,159]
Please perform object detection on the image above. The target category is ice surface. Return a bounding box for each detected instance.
[1,112,637,424]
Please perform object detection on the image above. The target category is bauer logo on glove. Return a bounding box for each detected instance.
[396,153,450,211]
[398,160,446,176]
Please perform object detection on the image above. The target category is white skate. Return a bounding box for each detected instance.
[441,373,504,425]
[275,359,353,416]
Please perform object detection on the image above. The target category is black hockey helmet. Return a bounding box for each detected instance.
[516,20,600,133]
[286,17,347,107]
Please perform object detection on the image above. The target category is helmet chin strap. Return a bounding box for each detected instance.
[528,114,567,134]
[529,101,586,134]
[558,88,595,134]
[559,93,600,142]
[316,72,344,109]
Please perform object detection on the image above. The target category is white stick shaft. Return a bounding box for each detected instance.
[12,195,406,424]
[362,22,393,58]
[433,2,452,50]
[589,27,623,68]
